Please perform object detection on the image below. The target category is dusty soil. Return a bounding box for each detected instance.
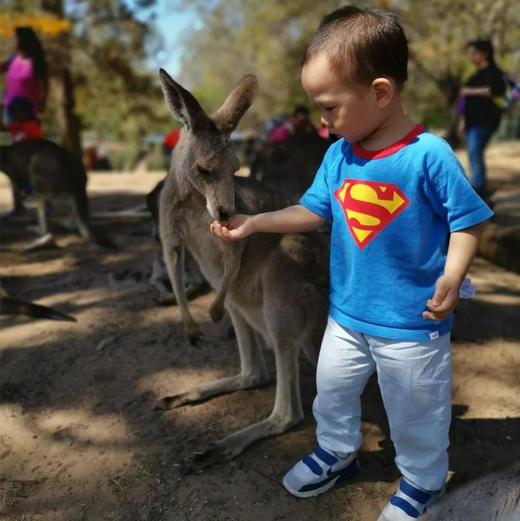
[1,143,519,521]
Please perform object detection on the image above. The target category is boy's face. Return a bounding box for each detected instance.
[301,55,382,143]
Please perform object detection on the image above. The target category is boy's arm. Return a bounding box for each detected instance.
[210,204,325,241]
[423,222,485,321]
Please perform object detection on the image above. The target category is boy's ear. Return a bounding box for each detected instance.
[371,78,394,108]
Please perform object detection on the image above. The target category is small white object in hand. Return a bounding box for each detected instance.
[459,277,476,299]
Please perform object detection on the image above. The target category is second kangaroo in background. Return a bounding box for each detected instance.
[0,139,113,248]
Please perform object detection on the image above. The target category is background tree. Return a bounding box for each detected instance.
[174,0,520,137]
[2,0,518,156]
[1,0,167,159]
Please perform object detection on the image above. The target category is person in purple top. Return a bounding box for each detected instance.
[1,27,48,125]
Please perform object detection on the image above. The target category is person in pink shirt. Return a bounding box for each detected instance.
[5,96,43,142]
[1,27,48,124]
[268,104,317,143]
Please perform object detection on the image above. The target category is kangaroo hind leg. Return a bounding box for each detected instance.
[188,334,302,471]
[155,306,270,410]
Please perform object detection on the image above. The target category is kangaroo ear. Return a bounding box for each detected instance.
[211,75,258,134]
[159,68,210,133]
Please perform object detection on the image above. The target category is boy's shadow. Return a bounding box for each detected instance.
[301,370,520,485]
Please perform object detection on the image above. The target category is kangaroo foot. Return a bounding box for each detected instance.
[21,233,58,252]
[185,415,302,472]
[154,393,189,411]
[184,321,201,345]
[186,440,244,473]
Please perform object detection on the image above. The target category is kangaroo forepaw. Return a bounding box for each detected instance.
[209,301,225,323]
[183,321,201,345]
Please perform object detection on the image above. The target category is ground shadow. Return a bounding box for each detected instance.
[1,186,519,520]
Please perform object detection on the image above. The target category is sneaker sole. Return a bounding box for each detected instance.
[282,458,359,499]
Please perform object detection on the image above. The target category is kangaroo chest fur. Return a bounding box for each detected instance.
[161,176,234,290]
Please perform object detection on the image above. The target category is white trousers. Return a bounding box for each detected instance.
[313,317,451,491]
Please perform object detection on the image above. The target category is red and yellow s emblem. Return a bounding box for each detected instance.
[334,179,409,249]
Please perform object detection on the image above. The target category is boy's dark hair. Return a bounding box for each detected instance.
[303,6,408,87]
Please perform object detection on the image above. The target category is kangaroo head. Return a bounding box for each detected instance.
[159,68,258,222]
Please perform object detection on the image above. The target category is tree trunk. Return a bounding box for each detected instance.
[41,0,82,157]
[50,68,82,156]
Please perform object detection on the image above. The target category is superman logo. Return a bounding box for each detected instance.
[334,179,409,249]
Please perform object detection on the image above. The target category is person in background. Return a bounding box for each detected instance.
[1,26,48,125]
[5,96,43,142]
[268,104,317,143]
[458,39,506,197]
[163,128,181,156]
[1,96,43,200]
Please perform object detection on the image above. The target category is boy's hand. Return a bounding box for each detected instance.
[423,273,463,321]
[210,214,254,241]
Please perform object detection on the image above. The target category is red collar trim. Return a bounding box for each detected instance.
[352,124,425,160]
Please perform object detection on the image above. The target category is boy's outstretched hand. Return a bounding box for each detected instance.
[423,273,462,321]
[210,214,254,241]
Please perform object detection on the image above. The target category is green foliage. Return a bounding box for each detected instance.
[173,0,520,131]
[2,0,518,143]
[2,0,169,146]
[64,0,170,140]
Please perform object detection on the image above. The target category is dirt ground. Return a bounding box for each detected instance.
[1,143,519,521]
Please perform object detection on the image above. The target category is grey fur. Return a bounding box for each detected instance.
[0,140,92,239]
[423,466,520,521]
[156,69,329,469]
[0,140,113,247]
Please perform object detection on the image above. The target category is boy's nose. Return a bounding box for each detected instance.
[320,116,329,127]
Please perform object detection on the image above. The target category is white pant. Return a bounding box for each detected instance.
[313,317,451,491]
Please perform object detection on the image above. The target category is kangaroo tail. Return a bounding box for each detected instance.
[0,296,77,322]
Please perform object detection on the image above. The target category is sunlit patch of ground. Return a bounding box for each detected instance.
[1,144,519,521]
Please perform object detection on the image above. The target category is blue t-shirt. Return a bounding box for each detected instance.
[300,125,493,341]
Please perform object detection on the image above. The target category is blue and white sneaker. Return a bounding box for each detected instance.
[282,445,359,498]
[377,477,446,520]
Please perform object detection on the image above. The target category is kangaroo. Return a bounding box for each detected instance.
[251,130,329,201]
[156,69,329,469]
[422,465,520,521]
[0,139,113,247]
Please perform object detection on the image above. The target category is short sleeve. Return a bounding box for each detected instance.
[299,141,340,219]
[423,140,494,231]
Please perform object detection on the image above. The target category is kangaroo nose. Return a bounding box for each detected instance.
[219,208,230,221]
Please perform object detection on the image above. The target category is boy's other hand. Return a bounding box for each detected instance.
[210,214,254,241]
[423,273,462,321]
